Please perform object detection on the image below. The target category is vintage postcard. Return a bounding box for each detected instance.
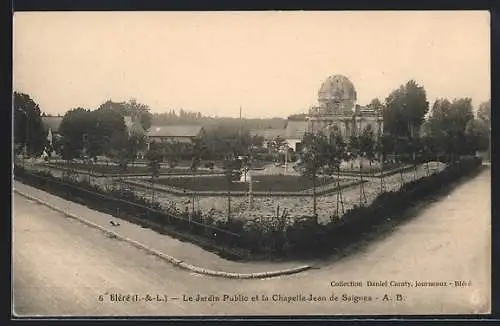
[12,11,491,317]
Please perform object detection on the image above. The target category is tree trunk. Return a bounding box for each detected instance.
[359,159,366,205]
[336,168,344,217]
[312,172,317,222]
[227,176,232,222]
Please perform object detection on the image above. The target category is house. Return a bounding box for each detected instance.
[284,120,309,152]
[146,125,205,147]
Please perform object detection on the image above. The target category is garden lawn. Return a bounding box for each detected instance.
[46,163,215,175]
[153,175,340,192]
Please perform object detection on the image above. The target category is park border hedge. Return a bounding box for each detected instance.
[14,156,484,260]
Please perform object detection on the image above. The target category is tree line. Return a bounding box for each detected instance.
[14,79,490,167]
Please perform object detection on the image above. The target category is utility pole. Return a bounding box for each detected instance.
[238,106,242,154]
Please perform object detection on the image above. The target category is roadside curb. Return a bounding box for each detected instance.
[13,189,311,279]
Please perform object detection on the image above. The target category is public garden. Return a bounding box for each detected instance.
[13,82,491,259]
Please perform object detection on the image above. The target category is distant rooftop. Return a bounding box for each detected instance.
[284,120,309,139]
[249,128,286,140]
[147,125,204,138]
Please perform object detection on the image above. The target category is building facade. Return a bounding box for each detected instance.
[307,74,383,140]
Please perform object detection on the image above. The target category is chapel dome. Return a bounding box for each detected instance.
[318,75,357,105]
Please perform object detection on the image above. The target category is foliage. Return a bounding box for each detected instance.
[146,144,162,178]
[477,99,490,124]
[202,125,252,160]
[367,98,384,113]
[13,92,46,156]
[300,132,330,178]
[250,134,265,148]
[126,133,147,161]
[152,108,286,130]
[59,106,128,160]
[287,113,308,121]
[58,108,94,160]
[124,98,153,131]
[427,97,476,159]
[358,127,376,164]
[299,131,346,218]
[375,134,394,162]
[384,80,429,138]
[465,118,490,153]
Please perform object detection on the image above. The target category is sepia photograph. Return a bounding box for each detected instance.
[12,11,491,317]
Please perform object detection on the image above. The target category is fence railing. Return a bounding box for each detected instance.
[14,169,243,240]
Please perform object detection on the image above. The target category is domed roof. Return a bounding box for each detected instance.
[318,75,357,104]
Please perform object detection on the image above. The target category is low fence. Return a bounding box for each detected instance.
[14,156,484,260]
[337,164,415,178]
[43,163,221,178]
[14,166,250,259]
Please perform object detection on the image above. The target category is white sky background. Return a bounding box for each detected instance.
[13,11,490,118]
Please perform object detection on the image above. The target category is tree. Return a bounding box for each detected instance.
[347,134,369,205]
[375,134,393,192]
[190,137,208,171]
[420,134,439,175]
[427,98,475,160]
[384,80,429,138]
[107,131,130,192]
[94,106,128,156]
[203,125,251,161]
[359,126,376,170]
[124,98,153,131]
[477,99,491,124]
[97,100,128,116]
[287,113,308,121]
[59,108,95,160]
[13,92,46,157]
[476,99,491,160]
[250,134,265,149]
[270,136,287,163]
[222,158,242,222]
[465,118,490,154]
[393,136,412,187]
[300,132,331,221]
[367,98,385,113]
[326,132,346,218]
[126,133,147,166]
[146,143,162,202]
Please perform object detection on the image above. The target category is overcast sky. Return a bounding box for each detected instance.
[13,11,490,118]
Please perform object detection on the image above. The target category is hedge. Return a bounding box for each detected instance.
[14,156,483,260]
